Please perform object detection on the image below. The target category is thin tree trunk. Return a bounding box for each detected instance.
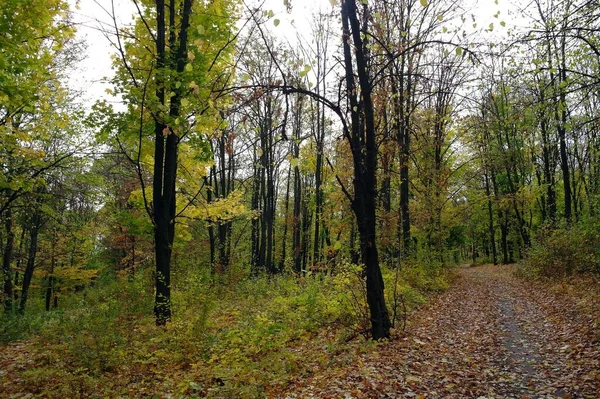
[19,214,40,313]
[279,165,291,272]
[2,208,14,312]
[484,173,497,265]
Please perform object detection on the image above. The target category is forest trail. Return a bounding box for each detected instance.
[283,265,600,399]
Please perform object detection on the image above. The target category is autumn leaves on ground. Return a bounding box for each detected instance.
[287,265,599,399]
[1,264,598,398]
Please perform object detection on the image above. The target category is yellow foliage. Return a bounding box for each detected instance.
[185,190,251,223]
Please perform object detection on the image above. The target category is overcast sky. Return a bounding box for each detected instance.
[69,0,516,106]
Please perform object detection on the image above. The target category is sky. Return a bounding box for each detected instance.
[69,0,338,104]
[69,0,518,106]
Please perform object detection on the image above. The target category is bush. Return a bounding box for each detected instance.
[519,218,600,278]
[1,255,451,398]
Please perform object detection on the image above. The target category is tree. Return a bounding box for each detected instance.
[340,0,391,339]
[106,0,238,325]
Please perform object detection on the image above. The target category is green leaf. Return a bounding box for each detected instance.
[420,0,428,6]
[489,23,494,31]
[273,19,280,27]
[290,158,299,167]
[181,98,189,107]
[500,21,506,27]
[185,63,193,72]
[456,47,463,56]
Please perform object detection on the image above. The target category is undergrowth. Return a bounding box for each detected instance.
[518,218,600,279]
[0,259,449,398]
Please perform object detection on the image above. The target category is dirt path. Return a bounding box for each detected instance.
[283,265,600,398]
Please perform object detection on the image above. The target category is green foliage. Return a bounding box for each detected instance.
[2,252,453,398]
[518,219,600,278]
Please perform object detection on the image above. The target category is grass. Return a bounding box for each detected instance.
[0,260,450,398]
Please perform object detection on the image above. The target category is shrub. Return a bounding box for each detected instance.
[519,218,600,278]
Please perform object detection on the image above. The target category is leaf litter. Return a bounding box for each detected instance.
[282,265,599,398]
[0,265,598,398]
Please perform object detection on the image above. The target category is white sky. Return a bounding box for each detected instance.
[69,0,518,106]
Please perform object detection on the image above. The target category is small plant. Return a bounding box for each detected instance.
[519,219,600,278]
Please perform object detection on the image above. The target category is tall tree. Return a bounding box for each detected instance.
[340,0,391,339]
[107,0,238,324]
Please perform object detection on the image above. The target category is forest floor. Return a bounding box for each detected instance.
[283,265,600,399]
[1,265,598,398]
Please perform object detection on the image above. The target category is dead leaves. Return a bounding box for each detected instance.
[282,265,600,398]
[1,266,598,398]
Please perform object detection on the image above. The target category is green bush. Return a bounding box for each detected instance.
[519,218,600,278]
[2,254,452,398]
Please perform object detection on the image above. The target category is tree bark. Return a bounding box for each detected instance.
[2,208,14,312]
[341,0,391,340]
[152,0,192,325]
[19,213,40,313]
[484,173,497,265]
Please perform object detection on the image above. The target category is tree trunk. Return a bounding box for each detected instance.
[45,245,55,312]
[152,0,192,325]
[251,157,261,274]
[19,214,40,313]
[2,208,14,312]
[292,98,303,274]
[341,0,391,339]
[484,173,497,265]
[279,166,291,272]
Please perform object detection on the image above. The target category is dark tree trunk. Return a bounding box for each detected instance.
[205,174,216,273]
[279,166,291,272]
[19,213,40,313]
[301,178,313,273]
[313,135,324,266]
[490,168,508,264]
[2,208,14,312]
[13,227,25,302]
[292,163,302,274]
[484,173,497,265]
[558,36,572,223]
[152,0,192,325]
[153,0,172,326]
[251,156,261,274]
[45,248,55,312]
[312,97,326,266]
[258,137,267,271]
[292,97,303,274]
[341,0,391,340]
[217,131,233,271]
[539,94,557,222]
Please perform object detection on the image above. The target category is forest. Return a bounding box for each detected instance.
[0,0,599,397]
